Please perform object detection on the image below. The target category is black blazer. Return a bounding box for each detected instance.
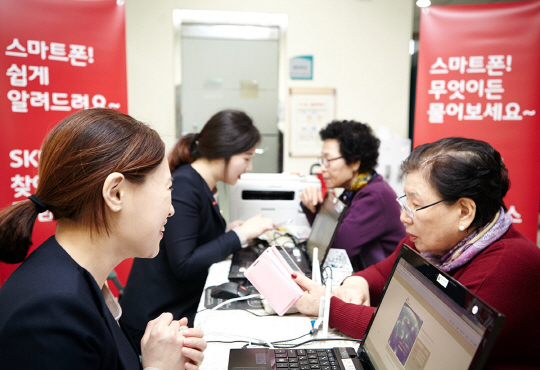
[120,164,241,348]
[0,237,141,370]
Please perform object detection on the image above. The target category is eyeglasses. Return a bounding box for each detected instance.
[396,195,445,219]
[318,155,343,167]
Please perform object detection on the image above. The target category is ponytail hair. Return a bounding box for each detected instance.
[168,109,260,172]
[0,108,165,264]
[168,133,199,172]
[0,200,42,263]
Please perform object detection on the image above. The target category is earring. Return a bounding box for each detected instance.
[459,225,465,231]
[116,207,120,212]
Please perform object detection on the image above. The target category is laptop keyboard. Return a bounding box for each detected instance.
[273,348,339,370]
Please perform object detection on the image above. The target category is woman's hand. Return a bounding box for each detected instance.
[292,273,326,316]
[239,214,275,240]
[141,315,207,370]
[332,276,370,306]
[141,313,187,370]
[300,186,323,213]
[178,318,206,370]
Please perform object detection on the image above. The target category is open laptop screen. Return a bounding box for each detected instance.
[306,191,347,264]
[362,246,503,370]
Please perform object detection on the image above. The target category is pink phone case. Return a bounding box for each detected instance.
[244,246,304,316]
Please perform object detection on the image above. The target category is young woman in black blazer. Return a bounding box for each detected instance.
[0,108,206,370]
[120,109,275,351]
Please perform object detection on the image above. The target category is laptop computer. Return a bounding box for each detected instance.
[228,191,348,282]
[227,244,505,370]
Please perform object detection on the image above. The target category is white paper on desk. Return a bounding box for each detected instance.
[244,246,303,316]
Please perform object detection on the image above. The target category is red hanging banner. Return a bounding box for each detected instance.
[414,0,540,243]
[0,0,128,285]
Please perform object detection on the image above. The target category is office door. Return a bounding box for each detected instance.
[178,24,280,174]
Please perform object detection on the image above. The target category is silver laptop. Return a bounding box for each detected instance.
[227,244,504,370]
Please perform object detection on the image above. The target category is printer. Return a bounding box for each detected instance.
[228,173,321,228]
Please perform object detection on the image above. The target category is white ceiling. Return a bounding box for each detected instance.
[412,0,524,37]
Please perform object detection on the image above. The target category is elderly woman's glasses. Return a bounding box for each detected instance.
[318,155,343,167]
[396,195,445,219]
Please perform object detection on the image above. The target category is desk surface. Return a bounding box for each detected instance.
[194,259,359,370]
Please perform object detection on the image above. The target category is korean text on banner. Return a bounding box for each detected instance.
[0,0,128,285]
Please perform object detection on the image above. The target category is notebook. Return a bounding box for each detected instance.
[227,244,505,370]
[228,191,348,282]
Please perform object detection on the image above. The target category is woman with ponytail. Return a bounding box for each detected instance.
[0,108,206,370]
[120,109,275,350]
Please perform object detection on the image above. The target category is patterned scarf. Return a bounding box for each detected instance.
[422,207,512,272]
[340,172,376,205]
[349,171,376,192]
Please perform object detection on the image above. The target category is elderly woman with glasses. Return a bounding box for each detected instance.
[293,137,540,369]
[300,120,406,271]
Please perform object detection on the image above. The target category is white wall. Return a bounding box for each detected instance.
[125,0,414,174]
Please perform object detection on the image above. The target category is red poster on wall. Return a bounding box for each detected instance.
[414,1,540,243]
[0,0,128,286]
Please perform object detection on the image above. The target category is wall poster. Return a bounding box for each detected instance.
[289,87,336,157]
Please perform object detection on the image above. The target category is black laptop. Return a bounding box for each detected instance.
[227,244,505,370]
[228,191,348,282]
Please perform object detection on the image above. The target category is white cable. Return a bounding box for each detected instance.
[203,331,274,348]
[209,294,273,348]
[211,294,262,311]
[196,294,262,330]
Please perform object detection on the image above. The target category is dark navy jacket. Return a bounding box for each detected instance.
[0,236,141,370]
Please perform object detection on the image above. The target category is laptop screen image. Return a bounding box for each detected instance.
[360,245,504,370]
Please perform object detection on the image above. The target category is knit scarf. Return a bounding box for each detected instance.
[422,207,512,272]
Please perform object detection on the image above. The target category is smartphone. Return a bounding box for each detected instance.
[274,245,302,274]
